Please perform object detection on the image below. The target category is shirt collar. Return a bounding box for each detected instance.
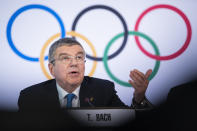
[56,81,80,100]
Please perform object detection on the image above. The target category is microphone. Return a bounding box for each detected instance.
[85,97,95,107]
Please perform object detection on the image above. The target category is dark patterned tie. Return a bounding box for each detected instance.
[66,93,75,108]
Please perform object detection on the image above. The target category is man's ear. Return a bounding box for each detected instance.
[48,63,55,77]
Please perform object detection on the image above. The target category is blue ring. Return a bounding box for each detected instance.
[6,4,65,62]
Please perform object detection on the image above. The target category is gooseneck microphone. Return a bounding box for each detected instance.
[85,97,95,107]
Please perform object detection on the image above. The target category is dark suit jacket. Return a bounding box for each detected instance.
[18,76,127,112]
[164,79,197,131]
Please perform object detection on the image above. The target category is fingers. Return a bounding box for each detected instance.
[129,69,152,88]
[130,69,152,80]
[130,69,146,81]
[128,79,138,89]
[145,69,152,79]
[130,70,145,84]
[128,80,135,88]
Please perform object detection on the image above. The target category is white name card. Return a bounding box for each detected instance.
[67,108,135,127]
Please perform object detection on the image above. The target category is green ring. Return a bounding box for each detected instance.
[103,31,160,87]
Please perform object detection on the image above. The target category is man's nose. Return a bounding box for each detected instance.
[69,57,78,65]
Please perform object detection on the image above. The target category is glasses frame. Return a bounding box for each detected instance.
[51,54,86,65]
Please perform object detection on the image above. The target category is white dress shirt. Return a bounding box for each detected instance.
[56,82,80,108]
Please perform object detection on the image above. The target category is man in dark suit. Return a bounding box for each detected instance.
[163,79,197,131]
[143,78,197,131]
[17,37,153,129]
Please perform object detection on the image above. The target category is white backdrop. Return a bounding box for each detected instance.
[0,0,197,110]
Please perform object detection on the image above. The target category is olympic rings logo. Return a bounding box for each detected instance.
[6,4,192,87]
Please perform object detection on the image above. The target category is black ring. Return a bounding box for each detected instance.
[71,5,128,61]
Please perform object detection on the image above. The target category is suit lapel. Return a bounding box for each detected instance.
[79,76,92,107]
[44,79,61,110]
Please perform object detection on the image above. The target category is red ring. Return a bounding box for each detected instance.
[134,4,192,60]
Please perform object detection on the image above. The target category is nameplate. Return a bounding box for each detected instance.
[67,108,135,127]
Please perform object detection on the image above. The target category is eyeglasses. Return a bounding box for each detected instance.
[51,54,86,64]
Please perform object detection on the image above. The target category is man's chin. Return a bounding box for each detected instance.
[67,76,83,86]
[69,80,82,87]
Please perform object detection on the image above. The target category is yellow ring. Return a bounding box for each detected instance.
[40,31,98,79]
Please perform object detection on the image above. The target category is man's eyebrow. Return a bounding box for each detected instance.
[58,52,84,57]
[77,51,85,55]
[58,53,69,57]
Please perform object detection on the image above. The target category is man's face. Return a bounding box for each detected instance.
[49,44,85,88]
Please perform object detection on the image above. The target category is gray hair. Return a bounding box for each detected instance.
[48,37,85,64]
